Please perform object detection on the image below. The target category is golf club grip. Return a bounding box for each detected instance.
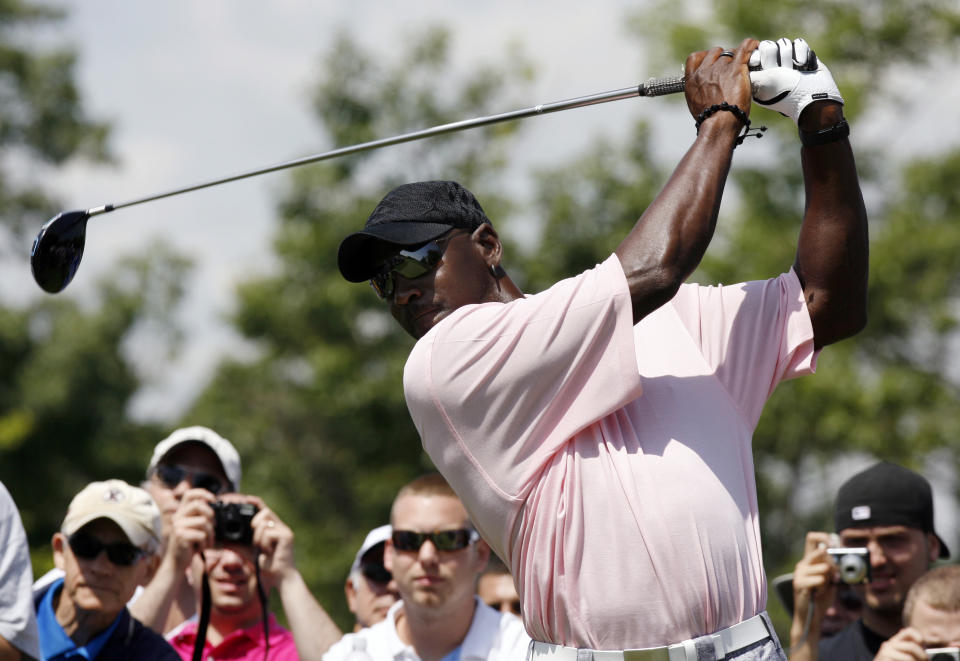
[640,74,686,97]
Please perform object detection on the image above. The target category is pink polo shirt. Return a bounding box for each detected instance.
[403,254,817,650]
[168,614,299,660]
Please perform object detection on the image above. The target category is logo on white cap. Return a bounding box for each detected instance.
[851,505,871,521]
[103,487,125,502]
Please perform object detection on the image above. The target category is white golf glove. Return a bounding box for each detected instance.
[749,38,843,124]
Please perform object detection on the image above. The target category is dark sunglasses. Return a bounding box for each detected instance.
[154,464,226,495]
[494,598,522,615]
[391,528,479,552]
[361,563,392,585]
[369,232,455,300]
[68,532,147,567]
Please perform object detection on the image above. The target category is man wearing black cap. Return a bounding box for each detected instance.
[338,38,868,660]
[788,461,949,661]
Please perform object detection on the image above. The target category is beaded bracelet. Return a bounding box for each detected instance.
[695,102,766,147]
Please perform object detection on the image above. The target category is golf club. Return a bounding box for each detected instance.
[30,73,686,294]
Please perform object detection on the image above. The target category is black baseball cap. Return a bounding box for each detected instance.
[834,461,949,558]
[337,180,491,282]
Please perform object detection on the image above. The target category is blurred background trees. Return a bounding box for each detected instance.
[4,0,960,639]
[0,0,192,571]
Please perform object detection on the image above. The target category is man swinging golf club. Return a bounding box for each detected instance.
[338,37,868,661]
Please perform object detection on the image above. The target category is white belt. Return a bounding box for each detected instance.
[527,613,772,661]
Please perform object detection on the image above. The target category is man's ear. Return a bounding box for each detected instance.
[52,533,67,571]
[927,532,941,563]
[141,553,162,586]
[384,540,395,573]
[473,539,491,574]
[345,577,358,613]
[472,224,503,269]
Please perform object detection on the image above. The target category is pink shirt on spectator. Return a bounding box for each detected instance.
[167,614,299,660]
[403,254,817,650]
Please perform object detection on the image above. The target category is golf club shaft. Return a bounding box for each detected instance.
[86,74,685,217]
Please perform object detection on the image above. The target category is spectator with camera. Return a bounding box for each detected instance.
[874,564,960,661]
[344,525,398,632]
[33,479,179,660]
[788,462,949,661]
[133,425,242,634]
[772,569,862,642]
[166,493,341,661]
[323,473,530,661]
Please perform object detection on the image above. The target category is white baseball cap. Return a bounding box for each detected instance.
[351,524,392,575]
[61,480,163,553]
[147,426,242,492]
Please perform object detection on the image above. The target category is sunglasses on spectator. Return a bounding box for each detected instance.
[369,231,456,300]
[492,598,522,616]
[361,563,392,585]
[68,532,147,567]
[153,464,226,495]
[391,528,480,552]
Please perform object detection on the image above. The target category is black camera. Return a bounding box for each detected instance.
[826,547,871,584]
[927,648,960,661]
[212,502,258,545]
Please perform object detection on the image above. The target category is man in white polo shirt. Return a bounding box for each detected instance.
[337,37,868,661]
[323,474,529,661]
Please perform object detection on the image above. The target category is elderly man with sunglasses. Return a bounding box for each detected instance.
[338,37,868,661]
[34,479,179,660]
[324,474,529,661]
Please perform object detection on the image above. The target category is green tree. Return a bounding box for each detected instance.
[0,1,192,571]
[185,27,534,628]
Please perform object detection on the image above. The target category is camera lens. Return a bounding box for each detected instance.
[838,554,868,584]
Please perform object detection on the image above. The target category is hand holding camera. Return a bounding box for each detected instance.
[826,545,871,584]
[210,494,297,589]
[875,626,959,661]
[212,500,259,544]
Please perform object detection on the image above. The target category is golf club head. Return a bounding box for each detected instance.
[30,210,89,293]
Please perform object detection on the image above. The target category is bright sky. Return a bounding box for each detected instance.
[17,1,960,550]
[38,0,653,420]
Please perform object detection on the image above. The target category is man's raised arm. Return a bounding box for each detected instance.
[750,37,869,349]
[616,37,759,324]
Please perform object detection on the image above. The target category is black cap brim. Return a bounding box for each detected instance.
[337,221,453,282]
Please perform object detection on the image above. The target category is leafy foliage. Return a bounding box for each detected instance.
[184,26,534,627]
[0,2,192,574]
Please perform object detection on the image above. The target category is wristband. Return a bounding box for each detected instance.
[695,102,766,148]
[799,119,850,147]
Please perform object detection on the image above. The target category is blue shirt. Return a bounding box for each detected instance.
[36,578,122,661]
[439,646,462,661]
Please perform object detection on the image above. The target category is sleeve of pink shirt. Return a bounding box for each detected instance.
[668,267,818,428]
[403,253,642,501]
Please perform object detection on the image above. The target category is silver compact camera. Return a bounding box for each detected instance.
[826,547,871,584]
[927,648,960,661]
